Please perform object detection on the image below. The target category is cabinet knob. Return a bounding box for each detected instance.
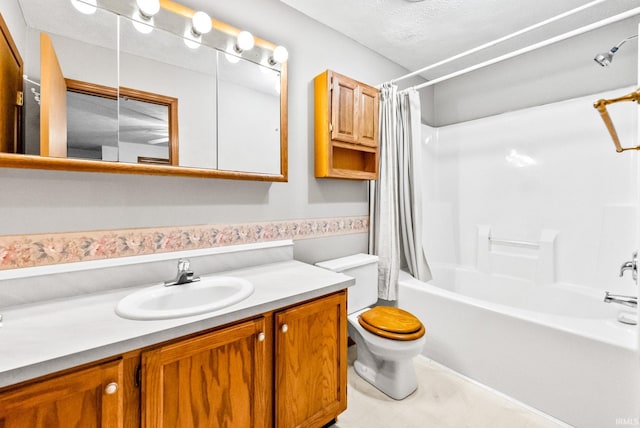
[257,332,266,342]
[104,382,118,395]
[281,324,288,333]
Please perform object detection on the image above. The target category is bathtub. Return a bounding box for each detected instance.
[398,265,639,428]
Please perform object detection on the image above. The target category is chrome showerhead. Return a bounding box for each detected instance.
[594,50,615,67]
[594,34,638,67]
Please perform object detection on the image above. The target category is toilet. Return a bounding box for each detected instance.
[316,253,426,400]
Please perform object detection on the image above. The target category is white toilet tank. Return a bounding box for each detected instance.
[316,254,378,313]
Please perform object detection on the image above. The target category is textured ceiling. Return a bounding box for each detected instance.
[279,0,640,81]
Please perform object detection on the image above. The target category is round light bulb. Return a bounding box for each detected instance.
[71,0,97,15]
[272,45,288,64]
[236,31,255,52]
[183,28,201,49]
[136,0,160,18]
[191,11,212,35]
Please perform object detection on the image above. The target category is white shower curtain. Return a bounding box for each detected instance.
[370,84,431,300]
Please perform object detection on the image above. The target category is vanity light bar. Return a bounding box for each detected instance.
[93,0,287,70]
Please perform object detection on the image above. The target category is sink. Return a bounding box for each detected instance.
[115,276,254,320]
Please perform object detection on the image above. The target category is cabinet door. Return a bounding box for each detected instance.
[330,74,359,144]
[142,317,269,428]
[358,85,379,148]
[0,359,124,428]
[275,291,347,428]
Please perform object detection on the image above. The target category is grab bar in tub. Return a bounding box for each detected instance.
[488,235,539,249]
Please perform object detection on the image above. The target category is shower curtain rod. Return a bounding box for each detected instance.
[387,0,609,86]
[406,6,640,92]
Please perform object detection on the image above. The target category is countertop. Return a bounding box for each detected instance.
[0,260,353,388]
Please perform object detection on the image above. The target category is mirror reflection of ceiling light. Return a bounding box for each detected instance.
[234,31,255,53]
[132,10,154,34]
[225,50,241,64]
[132,0,160,34]
[71,0,97,15]
[268,45,288,65]
[183,28,201,49]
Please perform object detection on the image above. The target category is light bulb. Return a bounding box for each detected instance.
[183,28,201,49]
[235,31,255,53]
[191,11,212,36]
[269,45,288,65]
[132,10,154,34]
[71,0,97,15]
[136,0,160,18]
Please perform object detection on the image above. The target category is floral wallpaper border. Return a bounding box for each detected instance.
[0,216,369,271]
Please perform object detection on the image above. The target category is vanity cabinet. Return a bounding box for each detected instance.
[141,316,270,428]
[0,290,347,428]
[315,69,380,180]
[275,291,347,428]
[0,359,123,427]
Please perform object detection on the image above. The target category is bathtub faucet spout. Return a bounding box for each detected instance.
[604,292,637,308]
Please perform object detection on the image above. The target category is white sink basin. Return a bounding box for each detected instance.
[115,276,254,320]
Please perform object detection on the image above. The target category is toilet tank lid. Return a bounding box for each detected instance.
[315,253,379,272]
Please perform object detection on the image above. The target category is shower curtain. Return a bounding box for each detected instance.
[370,84,431,300]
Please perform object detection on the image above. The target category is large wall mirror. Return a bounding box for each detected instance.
[0,0,288,181]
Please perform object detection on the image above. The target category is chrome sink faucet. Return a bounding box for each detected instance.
[604,291,637,308]
[164,259,200,287]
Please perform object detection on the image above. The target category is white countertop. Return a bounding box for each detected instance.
[0,260,353,388]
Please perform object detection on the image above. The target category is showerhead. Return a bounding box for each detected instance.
[594,49,616,67]
[594,34,638,67]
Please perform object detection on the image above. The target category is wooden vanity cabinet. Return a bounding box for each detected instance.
[315,69,380,180]
[275,291,348,428]
[0,290,347,428]
[141,316,270,428]
[0,359,124,427]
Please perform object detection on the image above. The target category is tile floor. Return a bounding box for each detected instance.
[334,350,568,428]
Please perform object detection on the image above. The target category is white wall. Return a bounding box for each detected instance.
[422,86,638,294]
[432,16,639,126]
[0,0,417,264]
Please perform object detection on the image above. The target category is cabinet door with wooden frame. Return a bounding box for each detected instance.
[330,73,359,145]
[358,85,379,148]
[142,317,269,428]
[275,291,348,428]
[0,359,124,428]
[0,13,23,154]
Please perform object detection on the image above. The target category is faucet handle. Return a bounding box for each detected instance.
[177,259,191,272]
[619,251,638,281]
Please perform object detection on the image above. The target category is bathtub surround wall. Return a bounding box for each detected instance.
[422,86,638,296]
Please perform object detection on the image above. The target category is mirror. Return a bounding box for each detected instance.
[0,0,288,181]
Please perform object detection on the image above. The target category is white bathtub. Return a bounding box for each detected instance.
[398,265,639,428]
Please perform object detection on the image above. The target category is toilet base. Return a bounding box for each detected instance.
[353,349,418,400]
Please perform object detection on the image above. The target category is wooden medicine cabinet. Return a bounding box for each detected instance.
[314,70,380,180]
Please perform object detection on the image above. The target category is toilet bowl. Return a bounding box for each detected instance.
[316,254,426,400]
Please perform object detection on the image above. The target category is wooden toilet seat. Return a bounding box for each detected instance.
[358,306,426,341]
